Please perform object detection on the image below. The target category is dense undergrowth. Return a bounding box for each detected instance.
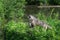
[0,0,60,40]
[4,13,60,40]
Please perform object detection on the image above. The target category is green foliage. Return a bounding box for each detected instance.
[26,0,60,5]
[26,0,48,5]
[54,0,60,4]
[48,0,60,5]
[4,19,60,40]
[0,0,4,24]
[0,0,4,40]
[0,0,60,40]
[4,0,25,21]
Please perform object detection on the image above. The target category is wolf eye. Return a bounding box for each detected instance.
[29,16,31,18]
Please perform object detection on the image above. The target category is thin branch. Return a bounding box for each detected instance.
[38,5,60,8]
[25,5,60,8]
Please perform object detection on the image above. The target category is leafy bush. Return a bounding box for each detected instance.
[0,0,60,40]
[4,19,60,40]
[48,0,60,5]
[4,0,26,21]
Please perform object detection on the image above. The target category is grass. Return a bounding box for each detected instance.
[4,12,60,40]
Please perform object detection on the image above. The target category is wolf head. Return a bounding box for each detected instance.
[28,15,37,21]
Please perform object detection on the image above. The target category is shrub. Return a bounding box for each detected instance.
[4,20,60,40]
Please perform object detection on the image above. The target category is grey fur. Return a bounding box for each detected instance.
[28,15,52,30]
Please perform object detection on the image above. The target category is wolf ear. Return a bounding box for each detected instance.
[29,15,31,18]
[28,15,31,18]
